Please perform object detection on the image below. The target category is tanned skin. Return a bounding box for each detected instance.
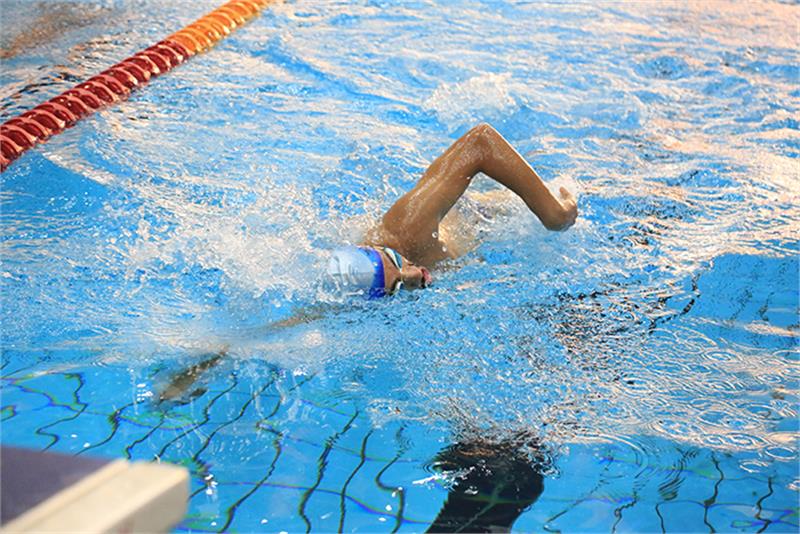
[364,123,577,289]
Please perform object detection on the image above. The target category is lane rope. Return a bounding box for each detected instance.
[0,0,274,172]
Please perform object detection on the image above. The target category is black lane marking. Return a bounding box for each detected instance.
[702,452,723,533]
[298,409,359,533]
[375,425,409,533]
[216,393,285,533]
[75,400,134,456]
[35,373,88,450]
[155,374,240,460]
[191,374,278,464]
[755,476,774,533]
[124,413,166,460]
[338,429,373,532]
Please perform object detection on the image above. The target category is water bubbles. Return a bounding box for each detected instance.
[301,330,324,347]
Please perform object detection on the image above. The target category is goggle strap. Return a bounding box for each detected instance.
[382,247,403,270]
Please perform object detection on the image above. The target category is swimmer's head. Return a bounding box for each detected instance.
[326,245,431,298]
[376,246,432,292]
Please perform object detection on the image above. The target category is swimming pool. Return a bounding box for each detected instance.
[2,0,798,531]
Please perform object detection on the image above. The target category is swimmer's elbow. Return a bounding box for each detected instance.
[468,123,500,144]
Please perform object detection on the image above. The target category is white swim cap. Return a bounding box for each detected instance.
[326,246,385,298]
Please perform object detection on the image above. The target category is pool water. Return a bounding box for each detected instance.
[2,0,798,531]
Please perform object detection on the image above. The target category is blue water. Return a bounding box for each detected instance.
[2,0,798,531]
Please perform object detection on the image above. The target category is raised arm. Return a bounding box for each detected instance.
[371,123,577,263]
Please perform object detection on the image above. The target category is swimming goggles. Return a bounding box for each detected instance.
[380,247,404,295]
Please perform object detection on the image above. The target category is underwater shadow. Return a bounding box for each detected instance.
[427,439,545,533]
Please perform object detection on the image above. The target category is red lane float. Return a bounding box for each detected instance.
[0,0,274,172]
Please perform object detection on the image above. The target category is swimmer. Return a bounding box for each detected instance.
[159,123,577,401]
[326,122,578,297]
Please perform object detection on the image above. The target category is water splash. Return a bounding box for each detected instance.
[1,0,798,508]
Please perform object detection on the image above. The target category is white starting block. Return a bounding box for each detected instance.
[1,446,188,533]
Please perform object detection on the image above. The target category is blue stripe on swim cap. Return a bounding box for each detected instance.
[359,247,386,299]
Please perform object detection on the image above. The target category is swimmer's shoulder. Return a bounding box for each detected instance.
[363,224,456,266]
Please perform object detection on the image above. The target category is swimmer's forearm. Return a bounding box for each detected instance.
[473,124,577,230]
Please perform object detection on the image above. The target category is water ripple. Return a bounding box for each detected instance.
[1,1,798,530]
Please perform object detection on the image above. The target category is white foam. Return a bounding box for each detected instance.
[423,73,521,130]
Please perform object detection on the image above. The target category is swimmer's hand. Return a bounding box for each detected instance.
[557,187,578,229]
[542,186,577,231]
